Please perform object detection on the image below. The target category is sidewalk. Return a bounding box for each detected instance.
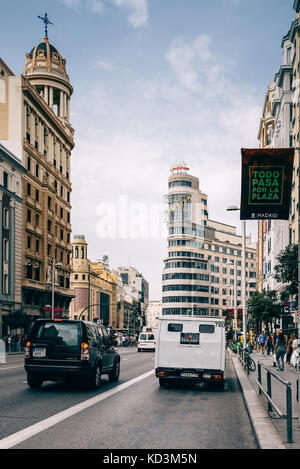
[231,348,300,449]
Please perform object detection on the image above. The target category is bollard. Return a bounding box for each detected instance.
[258,362,262,395]
[286,384,293,444]
[267,371,272,412]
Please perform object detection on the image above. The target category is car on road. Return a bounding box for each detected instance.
[137,332,156,352]
[24,319,120,389]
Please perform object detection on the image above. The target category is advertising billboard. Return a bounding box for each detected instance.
[240,148,294,220]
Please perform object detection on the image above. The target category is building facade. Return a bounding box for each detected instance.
[0,143,25,337]
[116,266,149,329]
[146,300,162,329]
[70,235,118,327]
[257,3,299,296]
[162,166,257,317]
[0,32,75,321]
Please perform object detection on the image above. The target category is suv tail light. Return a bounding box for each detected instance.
[81,342,90,361]
[25,341,31,359]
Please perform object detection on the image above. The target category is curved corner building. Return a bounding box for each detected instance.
[162,165,210,316]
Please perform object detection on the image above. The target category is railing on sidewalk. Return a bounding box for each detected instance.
[236,345,250,375]
[256,361,293,444]
[230,343,255,375]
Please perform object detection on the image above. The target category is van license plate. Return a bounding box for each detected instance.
[181,372,199,378]
[33,347,46,358]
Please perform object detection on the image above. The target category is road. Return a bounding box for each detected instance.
[0,349,258,449]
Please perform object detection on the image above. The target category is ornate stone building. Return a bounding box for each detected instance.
[0,27,75,320]
[70,235,118,327]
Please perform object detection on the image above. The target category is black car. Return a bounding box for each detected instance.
[24,319,120,389]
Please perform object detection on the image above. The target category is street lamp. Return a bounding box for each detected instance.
[52,262,62,319]
[225,260,237,340]
[226,205,247,352]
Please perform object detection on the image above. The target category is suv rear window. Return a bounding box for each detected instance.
[33,322,81,346]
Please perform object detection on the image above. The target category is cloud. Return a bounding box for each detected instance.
[58,0,105,14]
[57,0,149,27]
[69,33,262,298]
[95,58,115,71]
[112,0,149,28]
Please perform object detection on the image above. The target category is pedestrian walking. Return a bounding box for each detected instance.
[258,331,266,354]
[266,334,273,355]
[286,334,295,364]
[275,332,286,371]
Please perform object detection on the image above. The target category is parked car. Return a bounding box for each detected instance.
[24,319,120,389]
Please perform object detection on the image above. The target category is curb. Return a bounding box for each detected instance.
[231,353,286,449]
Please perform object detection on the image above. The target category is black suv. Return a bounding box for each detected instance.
[24,319,120,389]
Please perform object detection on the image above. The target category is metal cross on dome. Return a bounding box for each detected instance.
[38,13,54,38]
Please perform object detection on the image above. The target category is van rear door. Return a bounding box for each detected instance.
[157,320,224,371]
[30,320,82,361]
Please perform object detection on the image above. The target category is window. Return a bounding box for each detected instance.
[60,207,63,218]
[167,323,183,332]
[35,214,39,227]
[27,157,31,171]
[27,236,31,249]
[3,172,8,189]
[48,196,52,209]
[199,325,215,334]
[35,189,39,202]
[27,209,31,223]
[3,238,9,261]
[48,219,52,233]
[3,274,9,295]
[27,183,31,196]
[35,164,39,178]
[3,208,9,228]
[36,239,40,252]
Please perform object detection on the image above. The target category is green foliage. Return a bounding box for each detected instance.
[274,243,298,300]
[247,290,281,324]
[6,310,32,333]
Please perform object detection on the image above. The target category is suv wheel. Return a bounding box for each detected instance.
[88,364,101,390]
[109,359,120,382]
[27,372,43,389]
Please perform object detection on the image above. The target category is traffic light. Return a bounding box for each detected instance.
[193,305,197,314]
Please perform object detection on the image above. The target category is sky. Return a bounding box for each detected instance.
[0,0,296,300]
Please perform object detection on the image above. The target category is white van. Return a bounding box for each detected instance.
[155,316,226,389]
[138,332,156,352]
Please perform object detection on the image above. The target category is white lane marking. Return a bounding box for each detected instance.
[0,369,154,449]
[0,365,23,371]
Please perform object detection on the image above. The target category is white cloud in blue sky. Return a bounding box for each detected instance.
[0,0,297,298]
[57,0,148,27]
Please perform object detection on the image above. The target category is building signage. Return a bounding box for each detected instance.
[240,148,294,220]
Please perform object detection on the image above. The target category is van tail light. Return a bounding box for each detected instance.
[25,341,31,359]
[81,342,90,361]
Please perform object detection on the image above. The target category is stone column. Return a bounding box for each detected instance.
[49,87,53,108]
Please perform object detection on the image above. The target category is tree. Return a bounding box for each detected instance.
[274,243,298,302]
[247,290,281,326]
[6,310,32,335]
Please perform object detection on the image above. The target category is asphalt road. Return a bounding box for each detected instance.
[0,349,258,449]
